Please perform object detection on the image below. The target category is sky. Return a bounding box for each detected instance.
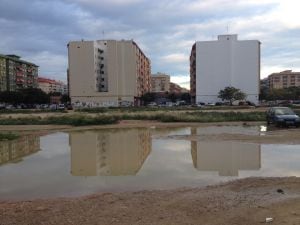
[0,0,300,89]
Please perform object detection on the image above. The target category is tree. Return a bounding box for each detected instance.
[218,86,247,105]
[180,93,191,104]
[168,93,177,103]
[140,92,156,105]
[20,88,49,104]
[61,94,70,103]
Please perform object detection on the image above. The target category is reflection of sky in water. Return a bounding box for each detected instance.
[0,126,299,200]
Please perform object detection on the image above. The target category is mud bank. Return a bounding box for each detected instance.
[0,177,299,225]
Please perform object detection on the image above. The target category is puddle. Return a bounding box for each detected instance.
[0,126,299,200]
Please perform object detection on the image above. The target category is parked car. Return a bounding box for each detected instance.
[66,104,73,110]
[49,104,57,110]
[147,102,157,106]
[0,103,6,109]
[5,105,15,110]
[57,104,66,110]
[266,107,300,127]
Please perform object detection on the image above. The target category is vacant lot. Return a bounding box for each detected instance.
[1,177,299,225]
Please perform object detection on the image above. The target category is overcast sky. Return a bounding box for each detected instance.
[1,0,300,88]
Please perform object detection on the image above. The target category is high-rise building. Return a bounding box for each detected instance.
[68,40,151,107]
[0,54,38,91]
[190,34,260,105]
[268,70,300,89]
[151,72,170,93]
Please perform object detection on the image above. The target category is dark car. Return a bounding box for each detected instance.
[266,107,300,127]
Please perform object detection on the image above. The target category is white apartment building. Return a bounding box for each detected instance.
[190,34,260,105]
[68,40,151,107]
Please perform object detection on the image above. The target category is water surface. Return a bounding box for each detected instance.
[0,126,299,200]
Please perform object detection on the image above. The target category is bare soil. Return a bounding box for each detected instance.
[0,177,299,225]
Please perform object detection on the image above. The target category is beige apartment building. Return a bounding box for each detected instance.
[151,72,170,92]
[268,70,300,89]
[68,40,151,107]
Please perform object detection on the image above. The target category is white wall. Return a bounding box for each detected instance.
[196,35,260,104]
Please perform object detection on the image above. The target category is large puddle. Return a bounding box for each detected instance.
[0,125,299,200]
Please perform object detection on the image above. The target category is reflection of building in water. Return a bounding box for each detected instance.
[70,129,151,176]
[191,129,261,176]
[0,135,40,166]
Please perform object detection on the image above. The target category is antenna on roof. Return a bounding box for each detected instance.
[226,23,230,34]
[102,30,105,39]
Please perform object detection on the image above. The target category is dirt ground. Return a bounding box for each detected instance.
[0,177,299,225]
[1,120,300,225]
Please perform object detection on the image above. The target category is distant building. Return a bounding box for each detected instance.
[151,72,170,93]
[68,40,151,107]
[268,70,300,89]
[38,77,67,94]
[169,82,189,94]
[0,54,38,91]
[190,34,260,105]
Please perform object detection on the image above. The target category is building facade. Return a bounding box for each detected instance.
[68,40,151,107]
[151,72,170,93]
[38,77,67,94]
[190,34,260,105]
[190,43,196,103]
[268,70,300,89]
[0,54,38,92]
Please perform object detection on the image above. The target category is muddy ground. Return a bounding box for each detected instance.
[0,177,299,225]
[0,121,300,225]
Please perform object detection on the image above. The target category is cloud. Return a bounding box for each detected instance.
[161,53,188,64]
[0,0,299,84]
[170,75,190,89]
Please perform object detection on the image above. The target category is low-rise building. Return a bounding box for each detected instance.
[0,54,38,91]
[268,70,300,89]
[151,72,170,93]
[38,77,67,94]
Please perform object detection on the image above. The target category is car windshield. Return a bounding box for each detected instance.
[274,108,295,115]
